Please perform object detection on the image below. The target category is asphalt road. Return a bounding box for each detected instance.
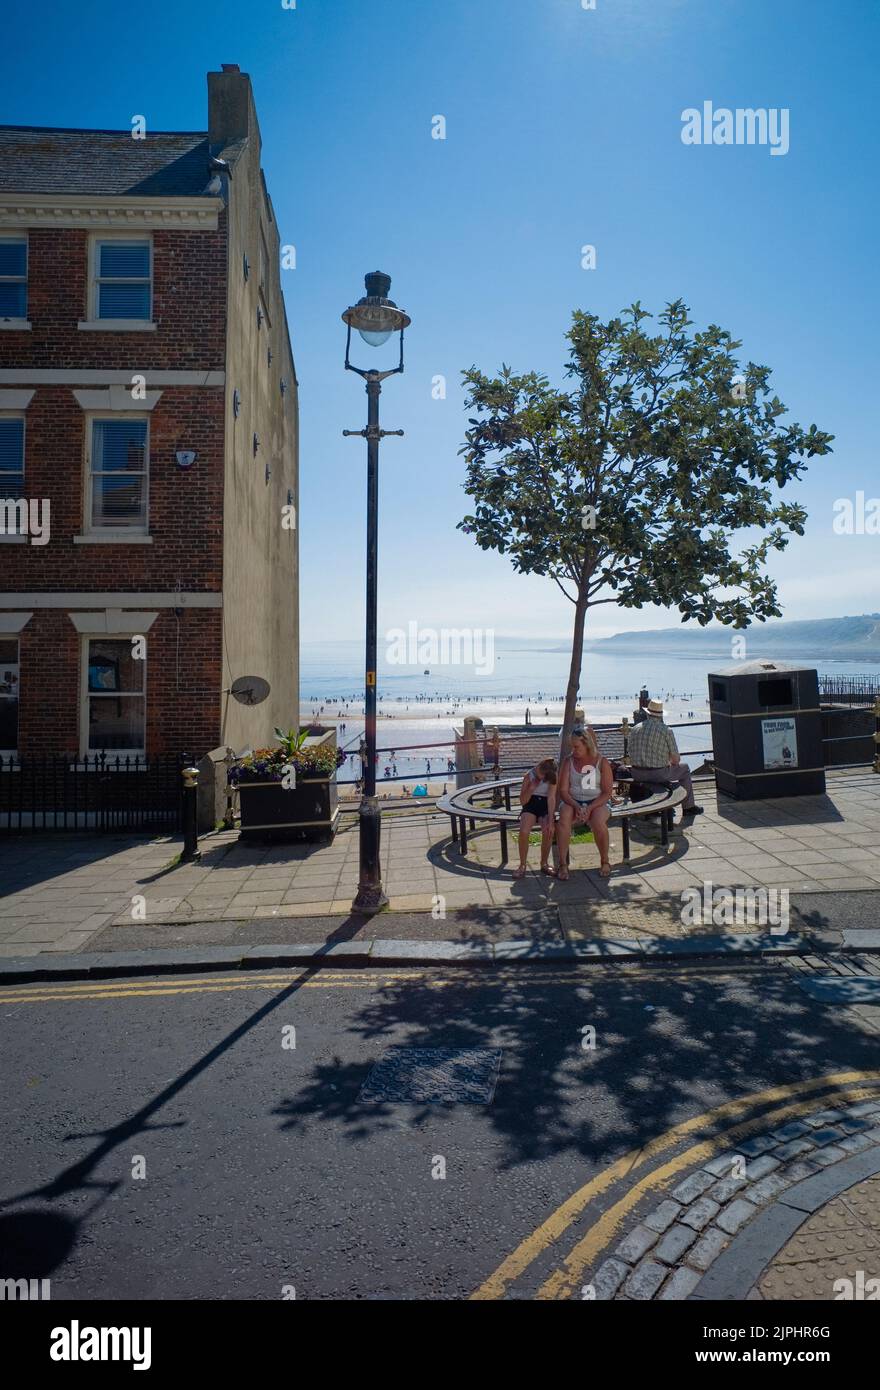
[1,960,878,1300]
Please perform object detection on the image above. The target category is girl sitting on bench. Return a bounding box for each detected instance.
[513,758,558,879]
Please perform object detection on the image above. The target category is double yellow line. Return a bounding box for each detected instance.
[472,1070,880,1300]
[0,970,426,1005]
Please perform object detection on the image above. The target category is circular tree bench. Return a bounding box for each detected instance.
[436,777,688,866]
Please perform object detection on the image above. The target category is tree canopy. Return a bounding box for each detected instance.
[458,300,834,739]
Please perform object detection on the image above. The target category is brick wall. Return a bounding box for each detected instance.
[0,385,225,590]
[0,222,227,371]
[8,608,222,757]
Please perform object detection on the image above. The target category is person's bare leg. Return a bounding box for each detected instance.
[556,806,573,878]
[515,814,536,877]
[590,806,611,874]
[540,822,555,872]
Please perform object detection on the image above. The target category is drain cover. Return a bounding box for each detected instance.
[359,1047,502,1104]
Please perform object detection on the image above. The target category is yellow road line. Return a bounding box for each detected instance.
[0,975,424,1005]
[0,969,423,994]
[0,964,801,1008]
[472,1070,880,1301]
[538,1078,880,1300]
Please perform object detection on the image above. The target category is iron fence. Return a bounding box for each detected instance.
[818,675,880,705]
[0,754,185,834]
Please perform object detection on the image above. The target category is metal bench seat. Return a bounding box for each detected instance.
[436,776,688,865]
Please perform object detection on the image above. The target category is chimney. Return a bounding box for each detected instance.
[208,66,260,155]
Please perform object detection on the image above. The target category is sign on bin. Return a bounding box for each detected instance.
[762,717,798,770]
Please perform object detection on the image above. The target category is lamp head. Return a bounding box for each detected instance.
[342,271,411,347]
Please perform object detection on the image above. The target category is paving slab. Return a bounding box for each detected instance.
[795,975,880,1004]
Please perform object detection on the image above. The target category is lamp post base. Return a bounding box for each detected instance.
[352,795,387,915]
[352,883,389,915]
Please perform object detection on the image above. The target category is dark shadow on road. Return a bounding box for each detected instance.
[0,1209,78,1280]
[0,970,319,1220]
[271,961,880,1174]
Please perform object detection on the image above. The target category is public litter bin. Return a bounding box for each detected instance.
[708,660,825,799]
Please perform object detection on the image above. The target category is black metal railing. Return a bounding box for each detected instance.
[819,675,880,705]
[0,754,186,834]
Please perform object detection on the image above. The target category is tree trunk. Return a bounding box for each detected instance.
[560,582,590,759]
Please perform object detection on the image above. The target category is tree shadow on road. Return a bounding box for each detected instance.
[271,961,880,1174]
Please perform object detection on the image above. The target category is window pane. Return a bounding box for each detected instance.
[88,639,145,694]
[91,422,147,526]
[0,284,26,317]
[93,419,146,472]
[92,474,145,526]
[98,242,150,278]
[0,419,24,475]
[87,696,145,751]
[0,638,19,751]
[0,479,25,508]
[0,241,26,277]
[98,282,151,319]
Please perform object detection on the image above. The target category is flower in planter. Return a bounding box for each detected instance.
[229,729,346,785]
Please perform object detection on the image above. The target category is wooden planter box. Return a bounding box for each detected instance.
[235,728,339,841]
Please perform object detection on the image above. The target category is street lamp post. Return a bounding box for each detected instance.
[342,272,411,914]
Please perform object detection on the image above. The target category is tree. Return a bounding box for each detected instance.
[458,300,833,745]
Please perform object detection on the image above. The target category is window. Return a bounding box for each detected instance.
[84,637,145,753]
[93,239,151,320]
[0,417,25,501]
[0,638,20,755]
[0,238,27,320]
[87,417,148,531]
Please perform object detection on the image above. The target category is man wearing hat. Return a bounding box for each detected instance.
[627,699,702,817]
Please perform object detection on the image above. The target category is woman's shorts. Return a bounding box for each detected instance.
[570,797,611,815]
[522,795,549,821]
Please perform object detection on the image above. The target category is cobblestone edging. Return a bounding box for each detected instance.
[588,1098,880,1301]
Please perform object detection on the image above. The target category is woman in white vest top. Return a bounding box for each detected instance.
[557,726,613,879]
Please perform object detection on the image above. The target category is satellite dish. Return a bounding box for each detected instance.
[230,676,271,707]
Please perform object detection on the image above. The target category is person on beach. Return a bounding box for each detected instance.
[557,727,614,879]
[513,758,558,880]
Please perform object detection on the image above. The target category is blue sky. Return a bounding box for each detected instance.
[4,0,878,641]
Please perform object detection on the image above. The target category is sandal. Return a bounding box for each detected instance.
[513,865,527,880]
[558,865,570,881]
[599,861,612,878]
[540,862,556,876]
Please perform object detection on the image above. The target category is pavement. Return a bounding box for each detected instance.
[3,951,880,1301]
[5,771,880,1309]
[1,769,879,961]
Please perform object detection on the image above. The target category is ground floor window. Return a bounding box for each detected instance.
[84,637,145,754]
[0,638,19,753]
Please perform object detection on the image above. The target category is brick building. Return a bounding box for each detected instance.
[0,67,298,775]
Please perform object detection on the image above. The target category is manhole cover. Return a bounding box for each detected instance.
[358,1047,502,1104]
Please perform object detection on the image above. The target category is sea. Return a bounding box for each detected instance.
[300,638,877,786]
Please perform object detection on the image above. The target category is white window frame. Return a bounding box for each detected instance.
[86,232,154,327]
[80,633,147,760]
[0,233,29,328]
[0,412,26,543]
[84,412,150,537]
[0,635,21,759]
